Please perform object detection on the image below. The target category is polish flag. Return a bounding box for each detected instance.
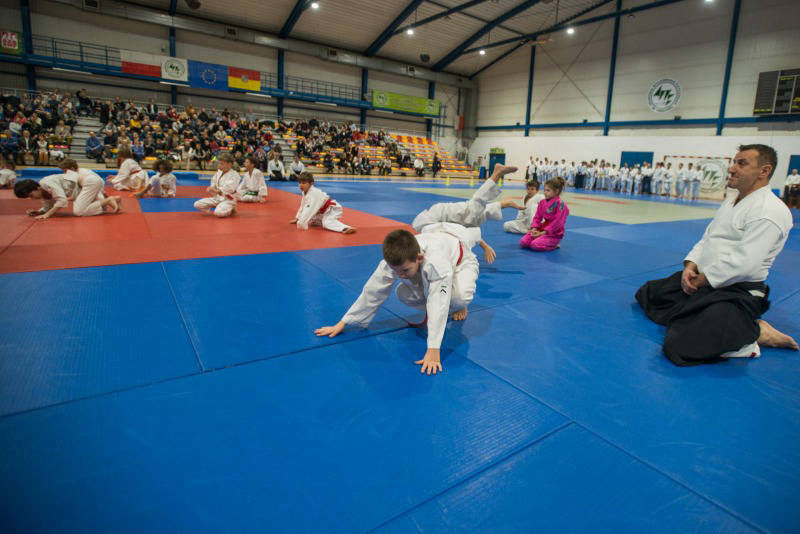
[120,50,163,78]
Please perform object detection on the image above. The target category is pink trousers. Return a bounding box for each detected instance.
[520,232,561,251]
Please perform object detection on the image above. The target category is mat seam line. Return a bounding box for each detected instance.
[462,358,767,534]
[160,261,205,372]
[0,218,37,257]
[365,421,575,533]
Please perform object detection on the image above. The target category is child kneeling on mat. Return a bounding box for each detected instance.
[194,153,239,218]
[520,176,569,251]
[15,168,121,218]
[315,223,482,375]
[290,172,355,234]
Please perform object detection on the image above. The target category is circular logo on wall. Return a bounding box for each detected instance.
[647,79,681,112]
[162,59,186,80]
[696,158,728,193]
[375,92,388,106]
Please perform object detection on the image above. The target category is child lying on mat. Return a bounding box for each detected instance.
[315,223,482,375]
[290,172,355,234]
[134,159,177,199]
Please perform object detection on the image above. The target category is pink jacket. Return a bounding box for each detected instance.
[530,196,569,238]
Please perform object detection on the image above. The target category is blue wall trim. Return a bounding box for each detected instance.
[476,115,800,131]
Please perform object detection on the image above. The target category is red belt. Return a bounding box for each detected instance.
[457,241,463,266]
[318,198,334,214]
[224,193,235,200]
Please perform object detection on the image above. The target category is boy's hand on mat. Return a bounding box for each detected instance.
[314,321,345,338]
[35,213,50,220]
[289,218,297,224]
[415,349,442,375]
[26,209,39,217]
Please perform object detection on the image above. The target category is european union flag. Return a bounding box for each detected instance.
[188,60,228,91]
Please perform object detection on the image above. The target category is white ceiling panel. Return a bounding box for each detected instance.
[174,0,297,34]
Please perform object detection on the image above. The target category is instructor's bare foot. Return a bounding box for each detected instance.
[490,164,518,183]
[451,308,468,321]
[757,320,799,350]
[343,227,356,234]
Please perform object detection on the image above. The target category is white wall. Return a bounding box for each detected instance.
[475,46,529,128]
[284,52,360,87]
[369,70,427,98]
[468,133,799,189]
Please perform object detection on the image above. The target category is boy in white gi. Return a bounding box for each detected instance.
[134,159,177,198]
[290,172,355,234]
[0,160,17,189]
[315,223,482,375]
[14,170,121,218]
[237,154,268,203]
[110,147,148,191]
[194,153,239,217]
[637,144,797,365]
[503,179,545,234]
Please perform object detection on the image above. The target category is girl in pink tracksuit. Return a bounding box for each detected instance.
[520,176,569,252]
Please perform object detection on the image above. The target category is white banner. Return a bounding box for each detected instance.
[161,57,188,82]
[663,155,731,200]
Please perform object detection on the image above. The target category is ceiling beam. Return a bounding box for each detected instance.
[393,0,490,35]
[465,0,687,54]
[364,0,425,57]
[469,42,526,79]
[426,0,525,36]
[432,0,543,72]
[279,0,309,39]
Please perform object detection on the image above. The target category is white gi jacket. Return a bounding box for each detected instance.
[210,169,240,199]
[517,193,545,227]
[295,185,333,229]
[685,186,792,288]
[237,169,268,197]
[341,226,480,349]
[39,173,78,210]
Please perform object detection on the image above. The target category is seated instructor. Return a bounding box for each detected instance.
[636,144,797,365]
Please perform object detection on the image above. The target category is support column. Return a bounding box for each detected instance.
[427,81,435,139]
[360,68,368,131]
[169,27,177,105]
[524,45,535,136]
[20,0,36,91]
[603,0,622,136]
[277,49,285,118]
[717,0,741,136]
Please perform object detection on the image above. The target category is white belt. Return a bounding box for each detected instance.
[749,290,765,298]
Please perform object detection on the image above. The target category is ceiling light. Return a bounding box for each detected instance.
[479,49,486,55]
[310,2,319,9]
[407,28,414,35]
[566,27,575,35]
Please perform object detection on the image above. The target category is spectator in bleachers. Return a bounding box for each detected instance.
[379,155,392,176]
[53,119,72,146]
[36,134,49,165]
[76,89,93,116]
[86,131,103,163]
[1,129,18,163]
[18,130,35,164]
[432,153,441,178]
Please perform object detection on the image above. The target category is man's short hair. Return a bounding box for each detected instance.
[14,179,40,198]
[217,152,234,164]
[297,172,314,184]
[739,144,778,178]
[382,229,420,266]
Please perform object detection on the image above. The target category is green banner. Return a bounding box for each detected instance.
[1,30,23,55]
[372,90,440,116]
[489,148,505,154]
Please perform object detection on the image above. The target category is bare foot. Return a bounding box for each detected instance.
[499,198,523,209]
[490,164,518,183]
[757,320,799,350]
[343,227,356,234]
[451,308,468,321]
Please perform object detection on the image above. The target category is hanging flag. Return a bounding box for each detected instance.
[228,66,260,91]
[120,50,163,78]
[161,57,188,82]
[188,60,228,91]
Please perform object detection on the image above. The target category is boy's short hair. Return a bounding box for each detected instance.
[217,152,234,164]
[382,229,420,266]
[58,158,79,171]
[14,179,40,198]
[156,158,173,173]
[245,154,258,166]
[526,179,540,190]
[117,147,133,160]
[298,172,314,184]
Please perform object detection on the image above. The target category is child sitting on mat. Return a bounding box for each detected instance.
[315,223,482,375]
[503,179,544,234]
[134,159,177,198]
[290,172,355,234]
[237,154,268,203]
[193,153,239,218]
[520,177,569,252]
[110,147,148,191]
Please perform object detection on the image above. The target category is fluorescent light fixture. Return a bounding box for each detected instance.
[566,27,575,35]
[159,80,189,86]
[479,49,486,56]
[53,67,91,75]
[314,101,338,106]
[311,2,319,8]
[406,28,414,35]
[247,92,272,98]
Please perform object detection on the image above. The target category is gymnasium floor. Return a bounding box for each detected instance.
[1,173,798,533]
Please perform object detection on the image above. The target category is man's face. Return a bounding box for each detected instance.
[389,256,422,279]
[727,149,770,191]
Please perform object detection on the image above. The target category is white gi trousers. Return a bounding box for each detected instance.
[308,202,350,232]
[503,219,529,234]
[73,174,106,216]
[194,195,236,217]
[412,179,502,231]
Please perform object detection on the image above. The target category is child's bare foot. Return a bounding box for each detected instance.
[499,198,523,209]
[343,227,356,234]
[757,319,799,350]
[452,308,468,321]
[490,164,518,183]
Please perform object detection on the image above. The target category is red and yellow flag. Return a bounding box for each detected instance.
[228,66,260,91]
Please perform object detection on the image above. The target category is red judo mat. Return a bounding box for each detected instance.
[0,188,411,274]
